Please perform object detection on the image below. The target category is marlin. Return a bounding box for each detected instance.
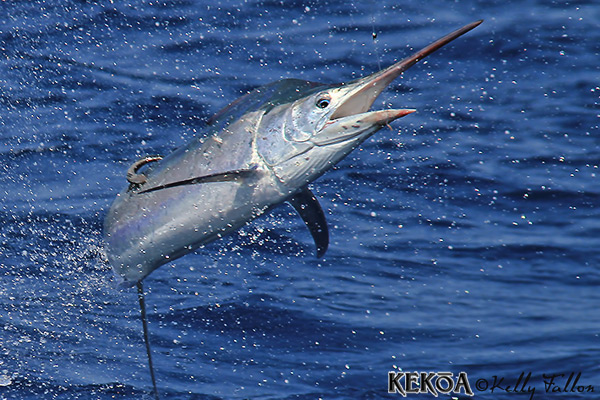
[104,20,482,398]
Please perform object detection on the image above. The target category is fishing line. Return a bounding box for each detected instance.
[137,281,160,400]
[347,2,382,74]
[370,1,382,71]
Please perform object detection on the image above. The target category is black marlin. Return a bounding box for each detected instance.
[104,20,482,398]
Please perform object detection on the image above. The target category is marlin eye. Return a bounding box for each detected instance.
[316,98,330,109]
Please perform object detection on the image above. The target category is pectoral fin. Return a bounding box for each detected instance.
[288,187,329,258]
[138,166,259,194]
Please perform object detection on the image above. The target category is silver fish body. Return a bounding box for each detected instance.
[104,21,483,285]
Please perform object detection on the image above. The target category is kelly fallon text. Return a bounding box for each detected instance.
[388,371,595,399]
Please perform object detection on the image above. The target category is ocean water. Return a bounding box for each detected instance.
[1,1,599,399]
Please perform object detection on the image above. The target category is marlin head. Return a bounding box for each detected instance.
[257,20,482,189]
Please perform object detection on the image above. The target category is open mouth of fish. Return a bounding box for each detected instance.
[313,20,482,146]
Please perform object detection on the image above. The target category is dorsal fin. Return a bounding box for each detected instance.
[207,79,329,127]
[288,186,329,258]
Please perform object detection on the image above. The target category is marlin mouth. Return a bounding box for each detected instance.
[314,109,416,146]
[324,20,483,131]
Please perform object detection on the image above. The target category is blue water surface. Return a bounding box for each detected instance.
[1,1,599,399]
